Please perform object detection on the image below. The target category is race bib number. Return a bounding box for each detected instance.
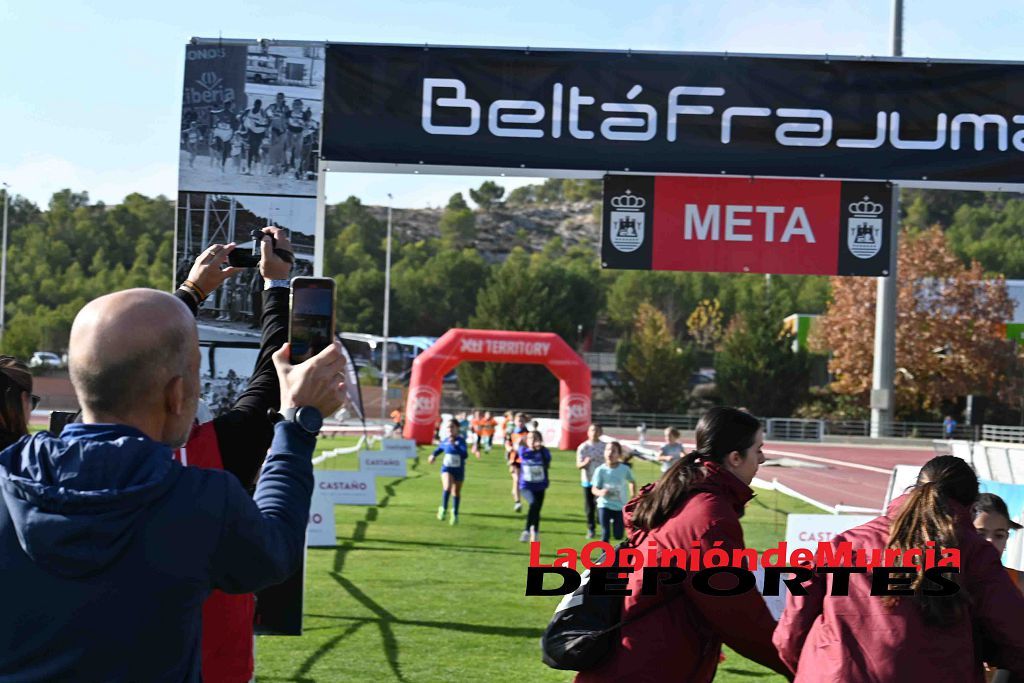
[442,452,462,468]
[522,464,545,483]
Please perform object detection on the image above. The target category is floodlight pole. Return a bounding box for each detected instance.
[0,183,8,347]
[870,0,903,438]
[381,194,393,423]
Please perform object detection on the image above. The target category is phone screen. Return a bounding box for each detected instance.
[290,279,335,364]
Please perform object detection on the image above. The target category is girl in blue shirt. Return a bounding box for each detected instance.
[428,420,478,525]
[591,441,637,542]
[516,431,551,543]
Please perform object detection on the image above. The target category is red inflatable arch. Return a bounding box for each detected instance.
[402,329,592,450]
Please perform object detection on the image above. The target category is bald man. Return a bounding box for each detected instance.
[0,288,345,682]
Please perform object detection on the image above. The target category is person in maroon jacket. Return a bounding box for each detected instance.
[577,407,790,683]
[174,228,294,683]
[773,456,1024,682]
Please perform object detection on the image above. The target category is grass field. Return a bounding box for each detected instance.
[254,436,819,682]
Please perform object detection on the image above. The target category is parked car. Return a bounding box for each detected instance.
[688,372,715,388]
[28,352,62,370]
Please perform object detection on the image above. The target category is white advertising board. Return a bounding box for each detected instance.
[756,513,875,620]
[307,493,337,547]
[315,470,377,505]
[784,514,875,551]
[534,418,562,448]
[380,438,418,459]
[883,465,922,509]
[358,450,408,477]
[307,471,378,548]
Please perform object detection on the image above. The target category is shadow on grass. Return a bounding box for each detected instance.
[329,573,408,682]
[469,512,588,525]
[295,464,542,681]
[344,536,526,557]
[297,475,417,681]
[288,620,366,683]
[332,480,411,574]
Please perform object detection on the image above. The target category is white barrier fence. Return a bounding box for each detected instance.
[765,418,824,442]
[982,424,1024,443]
[307,438,418,547]
[935,439,1024,485]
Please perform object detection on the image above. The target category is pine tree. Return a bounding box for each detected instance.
[439,192,476,248]
[457,246,602,408]
[468,181,505,210]
[715,305,811,417]
[612,303,695,413]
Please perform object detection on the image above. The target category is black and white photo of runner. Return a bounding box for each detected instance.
[179,43,324,197]
[176,192,316,329]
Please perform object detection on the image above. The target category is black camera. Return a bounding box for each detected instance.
[227,229,295,268]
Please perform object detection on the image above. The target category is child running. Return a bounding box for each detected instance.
[516,430,551,542]
[658,426,684,474]
[427,420,478,525]
[591,441,636,543]
[576,423,606,539]
[469,409,483,457]
[505,412,530,512]
[479,411,497,454]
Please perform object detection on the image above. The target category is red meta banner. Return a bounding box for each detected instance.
[601,175,892,276]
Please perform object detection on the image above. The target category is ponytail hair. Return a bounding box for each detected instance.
[631,407,761,532]
[884,455,977,624]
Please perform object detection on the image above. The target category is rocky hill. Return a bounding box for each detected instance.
[365,200,601,261]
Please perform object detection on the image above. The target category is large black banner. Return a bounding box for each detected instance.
[322,44,1024,185]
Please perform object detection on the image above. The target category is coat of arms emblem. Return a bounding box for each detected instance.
[609,191,646,253]
[847,196,884,260]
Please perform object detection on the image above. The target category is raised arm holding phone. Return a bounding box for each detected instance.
[172,227,308,682]
[0,258,344,680]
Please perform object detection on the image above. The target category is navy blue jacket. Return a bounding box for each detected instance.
[0,420,315,682]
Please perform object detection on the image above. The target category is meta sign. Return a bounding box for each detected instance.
[601,174,892,276]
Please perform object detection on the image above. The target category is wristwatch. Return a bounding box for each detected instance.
[283,406,323,434]
[264,279,291,290]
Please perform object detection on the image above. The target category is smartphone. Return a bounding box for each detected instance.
[289,277,336,364]
[49,410,78,434]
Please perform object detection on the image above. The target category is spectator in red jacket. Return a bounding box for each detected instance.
[773,456,1024,682]
[173,229,293,683]
[577,407,790,683]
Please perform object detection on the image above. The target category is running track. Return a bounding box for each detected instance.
[606,430,934,512]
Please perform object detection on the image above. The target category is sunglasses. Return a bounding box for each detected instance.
[30,395,40,410]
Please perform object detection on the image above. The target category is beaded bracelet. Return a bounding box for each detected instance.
[178,283,204,305]
[183,279,207,300]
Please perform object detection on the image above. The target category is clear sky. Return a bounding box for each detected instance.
[2,0,1022,209]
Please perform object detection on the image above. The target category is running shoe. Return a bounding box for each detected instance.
[437,506,445,521]
[449,512,458,526]
[519,530,530,542]
[514,501,522,513]
[586,529,595,539]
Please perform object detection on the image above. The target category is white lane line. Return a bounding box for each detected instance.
[622,439,892,475]
[762,448,890,474]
